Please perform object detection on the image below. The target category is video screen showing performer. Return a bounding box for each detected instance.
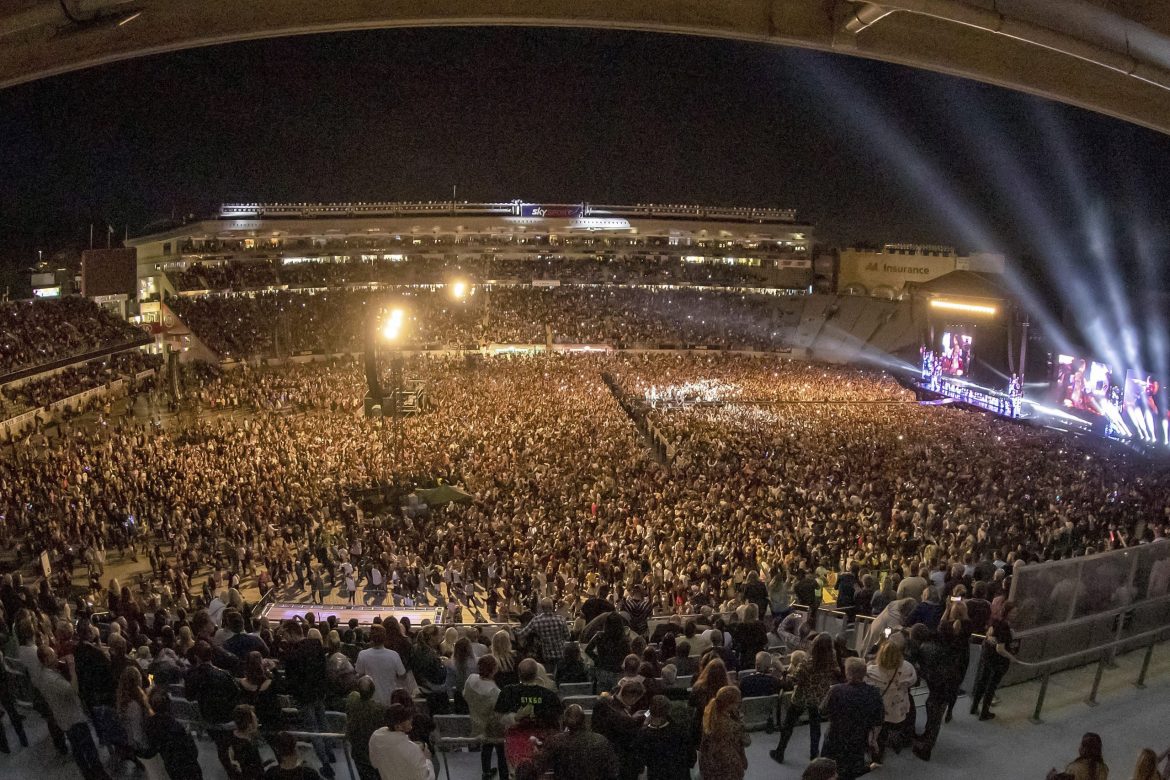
[1054,355,1114,416]
[1125,370,1166,445]
[939,332,973,377]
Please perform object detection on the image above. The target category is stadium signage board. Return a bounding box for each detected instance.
[519,204,584,218]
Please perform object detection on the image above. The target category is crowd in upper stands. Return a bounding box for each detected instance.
[0,298,146,378]
[0,351,163,419]
[1,346,1170,779]
[166,255,789,293]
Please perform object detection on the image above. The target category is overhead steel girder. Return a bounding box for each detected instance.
[2,0,1170,134]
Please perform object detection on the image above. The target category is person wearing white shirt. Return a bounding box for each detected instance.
[369,703,434,780]
[207,592,227,627]
[354,624,407,706]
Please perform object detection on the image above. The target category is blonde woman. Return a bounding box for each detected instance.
[491,630,519,688]
[175,625,195,658]
[865,639,917,764]
[115,666,164,777]
[1130,748,1164,780]
[699,685,748,780]
[440,627,460,657]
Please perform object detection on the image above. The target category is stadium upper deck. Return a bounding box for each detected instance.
[127,201,814,299]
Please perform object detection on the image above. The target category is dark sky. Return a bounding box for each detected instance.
[1,26,1169,293]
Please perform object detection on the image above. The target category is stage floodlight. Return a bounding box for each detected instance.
[929,299,997,316]
[381,307,406,342]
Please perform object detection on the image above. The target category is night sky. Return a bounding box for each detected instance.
[2,26,1169,296]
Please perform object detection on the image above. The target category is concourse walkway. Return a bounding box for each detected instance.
[5,642,1170,780]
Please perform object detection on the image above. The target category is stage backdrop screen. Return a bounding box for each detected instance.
[939,332,973,377]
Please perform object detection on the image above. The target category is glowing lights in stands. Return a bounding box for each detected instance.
[380,307,406,342]
[929,299,998,315]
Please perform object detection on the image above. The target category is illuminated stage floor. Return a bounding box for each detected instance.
[260,600,445,626]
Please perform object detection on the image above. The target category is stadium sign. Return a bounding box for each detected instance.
[517,204,585,218]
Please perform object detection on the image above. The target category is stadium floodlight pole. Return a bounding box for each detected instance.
[379,306,407,488]
[1019,311,1030,385]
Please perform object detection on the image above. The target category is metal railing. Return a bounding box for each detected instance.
[1015,621,1170,723]
[825,601,1170,725]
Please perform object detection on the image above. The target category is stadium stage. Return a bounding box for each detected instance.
[260,600,445,626]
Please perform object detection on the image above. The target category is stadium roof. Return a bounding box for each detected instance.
[909,270,1014,302]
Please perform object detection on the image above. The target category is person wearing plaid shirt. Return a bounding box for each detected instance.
[517,598,571,671]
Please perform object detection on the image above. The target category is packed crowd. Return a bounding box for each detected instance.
[167,288,793,359]
[2,352,1170,780]
[3,546,1167,780]
[0,298,147,378]
[166,255,789,293]
[0,351,163,418]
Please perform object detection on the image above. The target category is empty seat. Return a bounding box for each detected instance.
[740,695,778,732]
[433,714,481,780]
[558,681,593,697]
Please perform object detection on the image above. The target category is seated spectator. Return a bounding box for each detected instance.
[658,665,689,701]
[1129,748,1162,780]
[738,651,782,698]
[907,588,944,631]
[802,757,840,780]
[223,611,268,659]
[1050,732,1109,780]
[671,640,698,678]
[555,643,590,686]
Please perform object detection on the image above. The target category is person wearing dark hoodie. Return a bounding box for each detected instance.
[637,695,693,780]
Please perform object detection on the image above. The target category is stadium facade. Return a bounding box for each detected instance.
[127,200,815,300]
